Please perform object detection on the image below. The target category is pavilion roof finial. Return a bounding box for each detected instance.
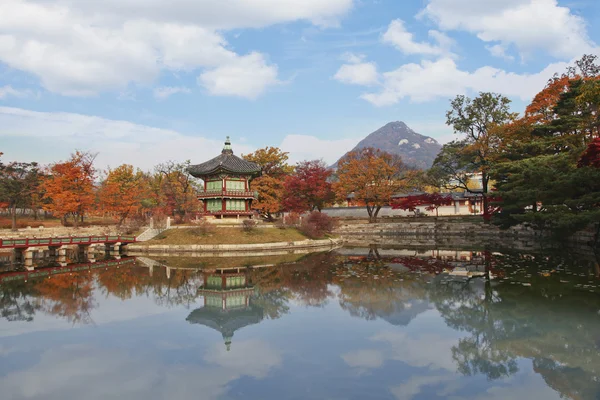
[222,136,233,154]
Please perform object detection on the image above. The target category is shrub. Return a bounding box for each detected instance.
[283,212,301,227]
[299,211,337,239]
[243,219,258,232]
[191,219,216,236]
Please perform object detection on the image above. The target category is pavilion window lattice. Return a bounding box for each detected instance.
[226,199,245,211]
[226,180,245,191]
[206,180,222,191]
[206,199,222,212]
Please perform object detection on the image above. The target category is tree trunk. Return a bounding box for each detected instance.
[73,213,79,228]
[11,203,17,231]
[366,205,374,222]
[482,173,490,222]
[371,206,382,223]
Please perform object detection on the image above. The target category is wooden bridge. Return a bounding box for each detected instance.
[0,235,136,249]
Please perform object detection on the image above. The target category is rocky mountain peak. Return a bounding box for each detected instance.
[334,121,442,169]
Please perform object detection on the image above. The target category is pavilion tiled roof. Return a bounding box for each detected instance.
[187,137,261,178]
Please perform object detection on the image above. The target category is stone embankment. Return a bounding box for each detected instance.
[128,237,344,255]
[335,220,599,249]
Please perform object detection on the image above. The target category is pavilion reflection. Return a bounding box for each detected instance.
[187,267,263,351]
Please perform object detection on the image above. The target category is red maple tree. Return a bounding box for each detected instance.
[392,193,453,217]
[282,160,334,212]
[578,137,600,168]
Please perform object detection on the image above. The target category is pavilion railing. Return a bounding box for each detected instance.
[196,190,258,199]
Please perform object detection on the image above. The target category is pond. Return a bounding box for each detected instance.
[0,245,599,400]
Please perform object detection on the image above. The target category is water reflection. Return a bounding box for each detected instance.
[0,247,599,399]
[187,267,263,351]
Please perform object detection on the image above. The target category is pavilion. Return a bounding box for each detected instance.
[187,137,261,218]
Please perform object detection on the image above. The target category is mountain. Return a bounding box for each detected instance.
[335,121,442,169]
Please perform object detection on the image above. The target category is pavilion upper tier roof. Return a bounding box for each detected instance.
[187,137,261,178]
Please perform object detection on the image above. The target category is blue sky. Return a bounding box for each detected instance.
[0,0,599,170]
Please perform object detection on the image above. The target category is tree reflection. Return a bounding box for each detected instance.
[430,250,600,397]
[0,280,39,322]
[34,273,96,324]
[333,259,431,323]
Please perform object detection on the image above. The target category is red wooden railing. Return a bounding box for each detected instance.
[197,190,258,199]
[0,235,137,249]
[0,257,137,284]
[200,211,254,216]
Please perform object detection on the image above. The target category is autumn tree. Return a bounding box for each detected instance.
[282,160,334,213]
[243,147,293,221]
[151,161,200,220]
[42,151,96,227]
[0,155,41,230]
[491,55,600,240]
[432,92,517,219]
[334,148,410,222]
[392,193,453,217]
[98,164,147,226]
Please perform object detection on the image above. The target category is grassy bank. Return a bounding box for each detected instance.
[145,227,309,245]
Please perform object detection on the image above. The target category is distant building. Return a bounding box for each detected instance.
[188,137,261,219]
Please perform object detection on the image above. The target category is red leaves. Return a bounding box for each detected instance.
[283,160,334,212]
[392,193,453,216]
[578,138,600,168]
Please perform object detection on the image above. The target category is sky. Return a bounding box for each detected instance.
[0,0,599,170]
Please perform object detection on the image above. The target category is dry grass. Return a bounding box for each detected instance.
[145,227,309,245]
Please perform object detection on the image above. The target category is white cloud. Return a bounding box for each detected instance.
[341,52,366,64]
[334,62,379,86]
[486,44,515,61]
[280,134,360,164]
[0,106,255,170]
[204,339,282,378]
[360,57,570,105]
[334,52,379,86]
[198,52,280,99]
[382,19,455,58]
[0,340,282,400]
[0,85,38,99]
[342,349,385,369]
[0,0,354,97]
[419,0,598,59]
[0,106,360,170]
[153,86,191,100]
[41,0,354,30]
[390,375,455,400]
[371,330,458,371]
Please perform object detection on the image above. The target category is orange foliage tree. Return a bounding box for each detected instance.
[334,148,411,222]
[98,164,147,225]
[42,151,96,227]
[151,161,201,221]
[243,147,293,221]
